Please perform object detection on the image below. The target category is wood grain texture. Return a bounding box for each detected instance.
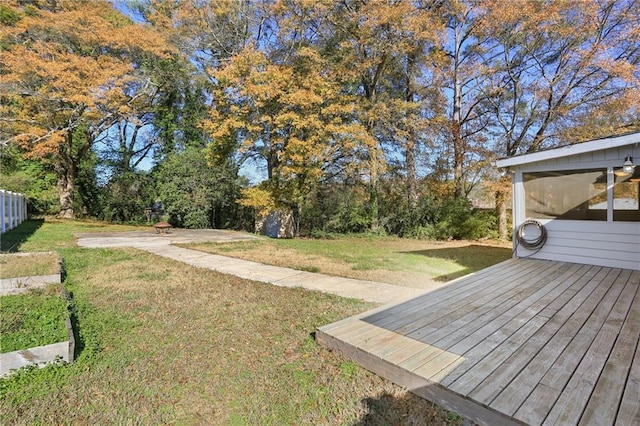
[317,260,640,426]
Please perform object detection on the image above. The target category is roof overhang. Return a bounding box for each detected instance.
[494,132,640,168]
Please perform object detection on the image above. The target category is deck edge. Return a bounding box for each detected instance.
[317,325,524,426]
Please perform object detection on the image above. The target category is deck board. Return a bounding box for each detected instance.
[366,259,539,330]
[615,321,640,426]
[541,270,637,426]
[467,267,621,406]
[445,264,607,395]
[491,269,632,418]
[518,270,639,425]
[578,271,640,426]
[316,259,640,426]
[440,263,595,367]
[399,264,575,383]
[416,262,579,347]
[380,261,563,350]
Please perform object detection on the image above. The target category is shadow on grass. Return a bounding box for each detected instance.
[353,391,465,425]
[400,245,512,282]
[1,219,44,252]
[65,290,86,360]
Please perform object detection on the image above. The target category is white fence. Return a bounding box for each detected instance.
[1,190,27,234]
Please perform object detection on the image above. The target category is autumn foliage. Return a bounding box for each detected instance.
[1,0,174,217]
[1,0,638,233]
[207,46,375,211]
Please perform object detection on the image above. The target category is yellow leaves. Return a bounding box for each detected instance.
[597,57,638,81]
[209,114,246,141]
[13,133,40,150]
[284,89,323,109]
[117,105,133,116]
[237,187,277,215]
[2,0,175,157]
[208,43,380,204]
[482,0,599,40]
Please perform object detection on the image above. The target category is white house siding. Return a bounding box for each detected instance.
[511,143,640,271]
[515,220,639,270]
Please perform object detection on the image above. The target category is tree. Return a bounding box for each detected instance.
[0,0,174,217]
[133,0,256,70]
[0,143,58,215]
[482,0,640,238]
[484,0,640,155]
[206,45,373,230]
[431,0,501,199]
[311,0,442,229]
[155,148,244,229]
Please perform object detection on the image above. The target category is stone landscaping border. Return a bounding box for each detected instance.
[0,256,74,377]
[0,274,62,295]
[0,251,62,296]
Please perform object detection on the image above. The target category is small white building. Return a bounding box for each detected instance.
[495,132,640,271]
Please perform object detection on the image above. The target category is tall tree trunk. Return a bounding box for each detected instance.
[406,139,418,207]
[405,51,418,208]
[292,202,300,237]
[369,160,379,232]
[56,133,76,218]
[365,110,380,232]
[495,188,508,240]
[452,23,465,199]
[452,120,464,198]
[57,172,75,219]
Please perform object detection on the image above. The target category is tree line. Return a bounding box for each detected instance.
[1,0,639,239]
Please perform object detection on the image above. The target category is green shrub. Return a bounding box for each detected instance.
[181,210,210,229]
[100,172,155,223]
[301,180,500,240]
[325,203,370,234]
[155,149,244,229]
[0,5,21,26]
[432,200,498,240]
[403,225,437,240]
[459,211,498,240]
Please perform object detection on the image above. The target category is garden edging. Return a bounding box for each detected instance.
[0,284,75,377]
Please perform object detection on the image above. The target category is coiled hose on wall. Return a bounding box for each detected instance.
[516,220,547,253]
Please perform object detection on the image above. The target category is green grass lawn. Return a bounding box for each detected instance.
[186,235,512,288]
[0,218,144,252]
[0,219,463,425]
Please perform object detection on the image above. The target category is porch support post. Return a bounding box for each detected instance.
[606,167,613,222]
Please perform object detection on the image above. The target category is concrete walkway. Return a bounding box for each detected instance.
[75,230,428,305]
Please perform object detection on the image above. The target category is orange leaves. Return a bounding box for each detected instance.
[206,43,375,203]
[0,0,178,217]
[597,57,638,81]
[17,130,65,159]
[448,0,640,159]
[1,0,175,157]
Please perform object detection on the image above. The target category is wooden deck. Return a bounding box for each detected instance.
[316,258,640,426]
